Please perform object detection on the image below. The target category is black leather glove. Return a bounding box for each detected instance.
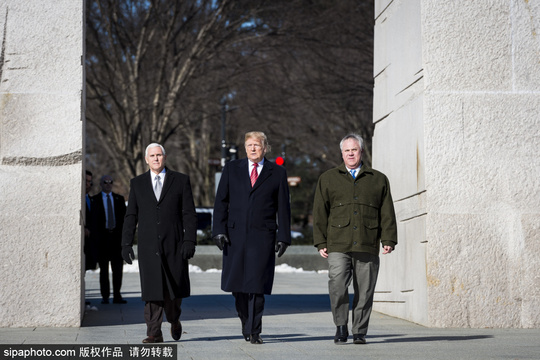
[122,246,135,265]
[213,234,230,251]
[181,241,196,260]
[275,242,289,258]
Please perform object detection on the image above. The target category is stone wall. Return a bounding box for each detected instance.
[0,1,85,326]
[373,0,540,328]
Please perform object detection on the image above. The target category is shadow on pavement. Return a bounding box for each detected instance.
[82,293,331,327]
[82,293,495,346]
[376,334,494,343]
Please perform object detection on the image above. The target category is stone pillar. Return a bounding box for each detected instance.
[372,0,428,326]
[0,1,85,326]
[373,0,540,328]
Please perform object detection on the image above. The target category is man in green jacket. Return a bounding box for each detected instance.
[313,133,397,345]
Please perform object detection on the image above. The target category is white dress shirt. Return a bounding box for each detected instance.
[346,164,362,178]
[248,158,264,177]
[150,169,166,185]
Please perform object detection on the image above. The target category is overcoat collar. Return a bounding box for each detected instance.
[338,162,373,179]
[235,157,273,192]
[146,167,174,203]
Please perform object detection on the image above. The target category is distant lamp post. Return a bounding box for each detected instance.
[228,145,238,161]
[220,97,228,168]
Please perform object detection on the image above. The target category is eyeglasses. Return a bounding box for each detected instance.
[103,180,113,184]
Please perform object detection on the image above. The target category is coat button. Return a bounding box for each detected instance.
[353,226,357,230]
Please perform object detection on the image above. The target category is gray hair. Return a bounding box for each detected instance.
[145,143,166,157]
[339,133,364,152]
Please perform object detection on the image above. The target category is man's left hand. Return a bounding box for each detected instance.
[275,242,289,258]
[181,241,196,260]
[122,246,135,264]
[382,245,393,254]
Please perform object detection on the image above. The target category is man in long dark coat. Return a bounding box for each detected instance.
[212,131,292,345]
[122,143,197,344]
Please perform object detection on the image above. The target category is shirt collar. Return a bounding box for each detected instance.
[346,163,362,173]
[151,168,166,180]
[249,158,264,167]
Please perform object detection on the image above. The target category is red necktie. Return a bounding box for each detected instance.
[250,163,258,187]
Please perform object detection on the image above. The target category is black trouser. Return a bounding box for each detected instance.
[98,232,124,300]
[144,278,182,337]
[233,292,265,335]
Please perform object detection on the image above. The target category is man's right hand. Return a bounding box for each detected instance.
[319,248,329,259]
[213,234,230,251]
[122,246,135,264]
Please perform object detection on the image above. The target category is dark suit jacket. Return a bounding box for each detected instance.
[212,158,292,295]
[122,168,197,301]
[91,192,126,257]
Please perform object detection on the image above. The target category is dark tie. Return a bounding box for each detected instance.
[250,163,258,187]
[106,194,115,230]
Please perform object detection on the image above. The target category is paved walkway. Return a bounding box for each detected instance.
[1,271,539,360]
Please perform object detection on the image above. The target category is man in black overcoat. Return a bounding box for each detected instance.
[122,143,197,344]
[212,131,292,344]
[92,174,127,304]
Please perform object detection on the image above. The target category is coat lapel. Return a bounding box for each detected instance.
[158,168,174,203]
[145,169,172,203]
[234,159,252,193]
[251,158,272,192]
[143,170,158,203]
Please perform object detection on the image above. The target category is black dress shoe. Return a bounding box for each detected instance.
[243,333,250,342]
[171,321,182,341]
[101,299,109,304]
[334,325,348,344]
[353,334,366,344]
[142,335,164,343]
[113,297,127,304]
[250,334,263,344]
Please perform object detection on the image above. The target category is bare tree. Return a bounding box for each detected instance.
[86,0,278,201]
[214,0,375,238]
[85,0,375,213]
